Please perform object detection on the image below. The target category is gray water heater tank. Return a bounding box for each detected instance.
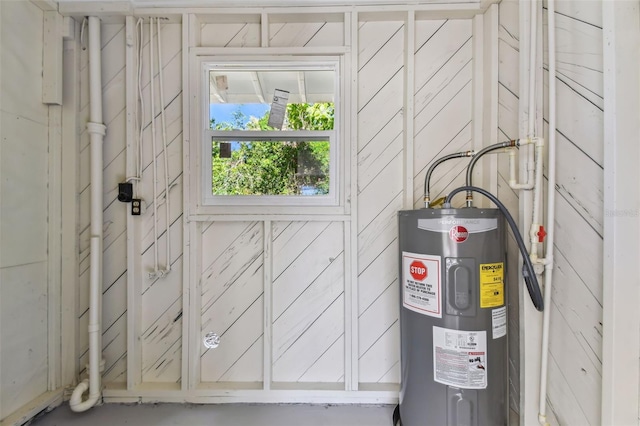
[397,207,508,426]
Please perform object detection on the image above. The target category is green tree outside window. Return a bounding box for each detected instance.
[211,102,334,196]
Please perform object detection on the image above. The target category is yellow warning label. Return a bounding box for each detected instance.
[479,262,504,308]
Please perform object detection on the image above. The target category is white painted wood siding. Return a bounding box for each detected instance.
[0,1,50,420]
[497,0,522,413]
[356,19,405,385]
[138,22,184,384]
[200,221,264,383]
[75,21,184,385]
[498,0,604,423]
[271,221,345,384]
[356,17,474,385]
[74,9,485,400]
[412,19,473,207]
[542,2,603,423]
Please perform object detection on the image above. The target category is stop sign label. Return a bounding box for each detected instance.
[409,260,427,281]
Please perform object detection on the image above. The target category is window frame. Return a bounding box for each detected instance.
[196,55,345,214]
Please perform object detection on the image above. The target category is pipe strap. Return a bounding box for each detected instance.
[87,122,106,136]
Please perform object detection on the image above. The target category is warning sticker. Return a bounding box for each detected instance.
[479,262,504,308]
[402,252,442,318]
[492,306,507,339]
[433,326,487,389]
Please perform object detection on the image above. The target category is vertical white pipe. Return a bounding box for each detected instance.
[530,139,545,259]
[528,0,537,137]
[538,0,557,423]
[70,16,104,413]
[509,0,539,191]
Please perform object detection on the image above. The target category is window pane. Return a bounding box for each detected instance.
[211,139,330,196]
[209,69,335,131]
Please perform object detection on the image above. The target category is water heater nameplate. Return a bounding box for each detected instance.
[433,326,488,389]
[417,218,497,233]
[401,252,442,318]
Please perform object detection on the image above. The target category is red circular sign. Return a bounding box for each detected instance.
[449,225,469,243]
[409,260,427,281]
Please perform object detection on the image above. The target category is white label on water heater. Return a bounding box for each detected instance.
[433,326,487,389]
[492,306,507,339]
[402,252,442,318]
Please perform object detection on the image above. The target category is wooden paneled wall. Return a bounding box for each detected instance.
[496,0,522,412]
[498,0,604,423]
[0,1,51,419]
[77,10,482,400]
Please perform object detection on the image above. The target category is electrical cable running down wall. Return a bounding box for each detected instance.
[143,17,173,279]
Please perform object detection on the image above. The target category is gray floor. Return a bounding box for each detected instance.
[29,403,397,426]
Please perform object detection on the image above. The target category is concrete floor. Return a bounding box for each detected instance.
[29,403,397,426]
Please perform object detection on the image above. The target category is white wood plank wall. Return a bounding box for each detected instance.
[138,21,184,384]
[498,0,604,424]
[542,1,603,423]
[356,18,405,386]
[200,221,264,384]
[0,0,617,421]
[0,1,51,419]
[75,9,486,401]
[496,0,523,414]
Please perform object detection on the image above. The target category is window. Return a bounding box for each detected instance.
[201,59,340,208]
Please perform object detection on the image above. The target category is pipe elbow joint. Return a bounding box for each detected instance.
[532,136,545,147]
[69,380,101,413]
[538,413,550,426]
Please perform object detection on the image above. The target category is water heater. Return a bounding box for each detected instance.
[397,207,508,426]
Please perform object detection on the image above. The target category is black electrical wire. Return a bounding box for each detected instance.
[423,151,474,207]
[465,140,517,206]
[444,185,544,312]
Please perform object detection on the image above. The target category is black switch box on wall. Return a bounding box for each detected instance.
[118,182,133,203]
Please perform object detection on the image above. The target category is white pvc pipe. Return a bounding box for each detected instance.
[528,0,537,137]
[526,0,545,261]
[538,0,557,423]
[509,0,539,191]
[508,141,536,190]
[70,16,105,413]
[530,137,545,259]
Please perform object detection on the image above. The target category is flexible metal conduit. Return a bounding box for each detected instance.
[465,140,517,207]
[423,151,474,208]
[70,16,105,413]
